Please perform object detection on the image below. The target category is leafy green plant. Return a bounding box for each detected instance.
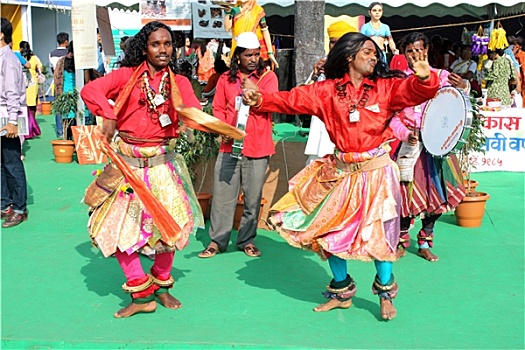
[176,103,220,191]
[459,97,486,192]
[52,88,80,140]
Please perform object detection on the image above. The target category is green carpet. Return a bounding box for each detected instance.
[1,116,524,349]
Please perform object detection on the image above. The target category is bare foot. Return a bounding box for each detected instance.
[380,298,397,320]
[157,292,182,309]
[313,298,352,312]
[113,300,156,318]
[418,248,439,262]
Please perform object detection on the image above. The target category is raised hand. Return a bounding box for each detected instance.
[407,48,431,80]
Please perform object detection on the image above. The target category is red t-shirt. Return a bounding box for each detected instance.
[212,69,278,158]
[81,62,201,144]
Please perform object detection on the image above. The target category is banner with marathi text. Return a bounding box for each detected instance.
[470,108,525,172]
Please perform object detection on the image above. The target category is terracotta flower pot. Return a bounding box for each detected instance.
[463,179,479,192]
[50,140,75,163]
[40,101,52,115]
[455,191,490,228]
[233,196,267,231]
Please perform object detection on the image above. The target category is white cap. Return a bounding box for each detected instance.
[236,32,260,49]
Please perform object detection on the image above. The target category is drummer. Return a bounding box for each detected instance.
[390,32,468,262]
[198,32,278,259]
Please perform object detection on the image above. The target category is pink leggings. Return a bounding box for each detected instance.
[115,249,174,281]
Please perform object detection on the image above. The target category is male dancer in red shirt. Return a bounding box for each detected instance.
[82,21,204,318]
[243,32,439,320]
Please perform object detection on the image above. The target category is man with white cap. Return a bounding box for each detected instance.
[199,31,278,259]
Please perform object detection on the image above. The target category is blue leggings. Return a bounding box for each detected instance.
[328,255,393,285]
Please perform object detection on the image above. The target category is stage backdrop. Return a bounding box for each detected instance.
[471,108,525,172]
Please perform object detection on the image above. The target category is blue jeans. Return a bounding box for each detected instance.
[1,136,27,213]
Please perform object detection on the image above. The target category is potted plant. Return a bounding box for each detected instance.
[176,105,220,218]
[50,88,79,163]
[38,64,54,115]
[455,97,490,227]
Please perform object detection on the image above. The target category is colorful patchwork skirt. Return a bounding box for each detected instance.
[395,143,465,217]
[88,138,204,257]
[269,146,401,262]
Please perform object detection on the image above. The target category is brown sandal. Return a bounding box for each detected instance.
[244,244,261,257]
[198,243,219,258]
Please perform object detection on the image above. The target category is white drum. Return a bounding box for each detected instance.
[420,86,472,157]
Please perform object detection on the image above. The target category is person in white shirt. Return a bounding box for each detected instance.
[48,32,69,72]
[450,44,477,80]
[450,44,480,96]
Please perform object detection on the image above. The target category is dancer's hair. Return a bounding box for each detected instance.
[120,21,179,73]
[324,32,406,80]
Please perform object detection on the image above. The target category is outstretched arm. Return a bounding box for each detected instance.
[389,48,440,111]
[407,48,431,79]
[242,79,321,117]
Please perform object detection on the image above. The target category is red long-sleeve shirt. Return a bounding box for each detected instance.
[257,72,439,153]
[81,62,201,143]
[213,69,278,158]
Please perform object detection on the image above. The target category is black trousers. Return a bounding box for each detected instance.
[1,136,27,212]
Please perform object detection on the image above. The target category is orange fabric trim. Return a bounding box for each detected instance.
[113,63,146,118]
[101,139,182,246]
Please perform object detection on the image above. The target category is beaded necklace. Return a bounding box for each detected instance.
[141,71,170,120]
[336,82,372,121]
